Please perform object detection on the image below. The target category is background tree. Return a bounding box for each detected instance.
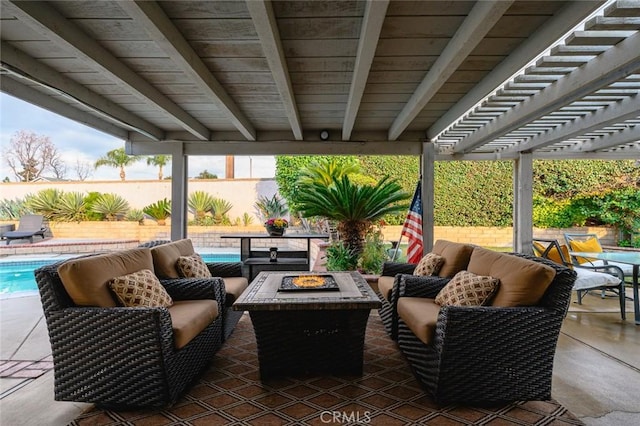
[3,130,63,181]
[74,158,93,181]
[146,155,169,180]
[94,147,140,181]
[195,170,217,179]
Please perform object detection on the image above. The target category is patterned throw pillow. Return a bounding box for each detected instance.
[435,270,499,306]
[176,254,212,278]
[413,252,445,276]
[108,269,173,308]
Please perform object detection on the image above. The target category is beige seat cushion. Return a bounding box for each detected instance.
[58,248,154,307]
[432,240,475,278]
[467,247,556,307]
[223,276,249,306]
[150,239,195,278]
[168,300,219,349]
[397,297,441,345]
[377,276,395,301]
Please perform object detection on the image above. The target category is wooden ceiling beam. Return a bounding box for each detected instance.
[388,0,514,141]
[453,31,640,154]
[428,1,605,139]
[0,42,164,141]
[8,0,211,140]
[569,122,640,152]
[342,0,389,141]
[0,77,129,140]
[246,0,302,140]
[120,1,257,141]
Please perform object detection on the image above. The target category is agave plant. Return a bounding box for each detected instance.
[25,188,63,220]
[0,198,29,220]
[296,175,410,257]
[57,192,87,222]
[254,194,288,221]
[241,212,254,226]
[143,198,171,225]
[125,208,145,224]
[209,197,232,225]
[91,193,130,221]
[188,191,214,221]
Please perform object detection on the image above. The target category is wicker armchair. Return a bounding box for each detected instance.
[378,261,450,340]
[34,258,224,408]
[140,239,247,340]
[396,253,576,404]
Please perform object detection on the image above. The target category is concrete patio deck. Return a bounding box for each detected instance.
[1,289,638,426]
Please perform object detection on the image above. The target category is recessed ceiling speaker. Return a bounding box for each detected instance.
[320,130,330,140]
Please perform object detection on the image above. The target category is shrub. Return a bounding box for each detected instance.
[25,189,63,220]
[57,192,87,222]
[90,193,130,221]
[242,212,254,226]
[325,241,358,271]
[209,198,233,225]
[0,198,29,220]
[143,198,171,225]
[358,227,387,274]
[254,194,288,221]
[125,209,145,224]
[188,191,214,221]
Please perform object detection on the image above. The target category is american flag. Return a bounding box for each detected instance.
[401,181,423,264]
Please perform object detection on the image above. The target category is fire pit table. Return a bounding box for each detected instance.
[233,271,381,379]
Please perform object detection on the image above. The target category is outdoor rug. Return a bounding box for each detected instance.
[72,313,583,425]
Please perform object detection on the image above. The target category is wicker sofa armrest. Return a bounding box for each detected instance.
[207,261,243,277]
[434,305,556,355]
[397,274,451,299]
[160,277,226,306]
[48,306,174,353]
[381,261,417,277]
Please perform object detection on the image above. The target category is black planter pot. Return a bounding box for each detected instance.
[265,225,285,236]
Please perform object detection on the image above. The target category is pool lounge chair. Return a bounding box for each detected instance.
[3,214,48,244]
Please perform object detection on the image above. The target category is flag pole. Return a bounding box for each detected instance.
[390,234,403,262]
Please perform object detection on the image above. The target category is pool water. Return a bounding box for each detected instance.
[0,253,240,296]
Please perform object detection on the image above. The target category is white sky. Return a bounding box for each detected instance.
[0,93,276,181]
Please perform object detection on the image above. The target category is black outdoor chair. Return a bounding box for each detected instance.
[34,257,224,408]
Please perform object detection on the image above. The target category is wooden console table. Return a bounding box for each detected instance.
[221,233,328,279]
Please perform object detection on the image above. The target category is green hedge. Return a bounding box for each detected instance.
[276,156,639,231]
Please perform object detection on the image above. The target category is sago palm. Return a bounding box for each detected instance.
[296,175,409,256]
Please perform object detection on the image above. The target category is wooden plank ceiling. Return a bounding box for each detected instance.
[0,0,638,160]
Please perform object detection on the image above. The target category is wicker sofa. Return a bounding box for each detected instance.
[140,239,248,340]
[34,247,224,408]
[381,244,576,404]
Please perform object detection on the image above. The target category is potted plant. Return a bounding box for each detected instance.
[264,217,288,236]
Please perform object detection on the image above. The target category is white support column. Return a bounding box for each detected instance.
[170,143,188,241]
[422,142,435,253]
[513,152,533,254]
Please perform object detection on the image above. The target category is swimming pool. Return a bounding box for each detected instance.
[0,253,240,297]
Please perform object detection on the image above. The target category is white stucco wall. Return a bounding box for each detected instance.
[0,178,279,220]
